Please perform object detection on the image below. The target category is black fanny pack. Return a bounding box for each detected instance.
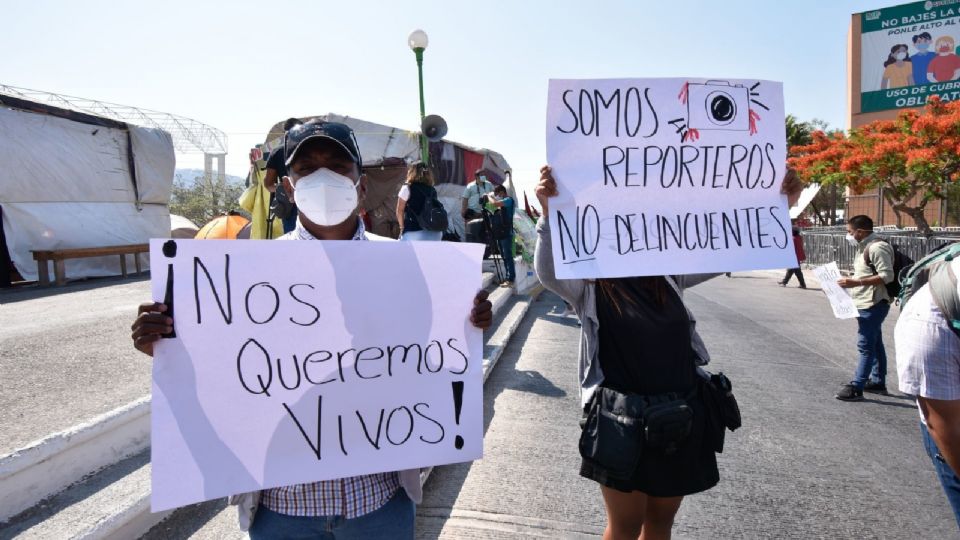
[579,386,696,478]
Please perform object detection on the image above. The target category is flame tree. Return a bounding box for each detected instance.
[789,97,960,235]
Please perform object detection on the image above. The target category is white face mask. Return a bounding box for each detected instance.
[293,168,359,227]
[895,52,907,60]
[845,233,858,246]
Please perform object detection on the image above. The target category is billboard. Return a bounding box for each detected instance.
[859,0,960,113]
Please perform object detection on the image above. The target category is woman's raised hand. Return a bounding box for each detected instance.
[535,165,559,215]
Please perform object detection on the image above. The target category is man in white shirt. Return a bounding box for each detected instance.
[895,258,960,528]
[461,170,494,221]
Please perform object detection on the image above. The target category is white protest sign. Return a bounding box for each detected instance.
[546,78,796,278]
[149,239,484,511]
[812,262,859,319]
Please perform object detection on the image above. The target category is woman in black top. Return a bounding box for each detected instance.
[534,165,803,540]
[397,163,442,241]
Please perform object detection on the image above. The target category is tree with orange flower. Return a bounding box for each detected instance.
[789,97,960,235]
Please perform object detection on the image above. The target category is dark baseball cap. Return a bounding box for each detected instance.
[284,120,363,167]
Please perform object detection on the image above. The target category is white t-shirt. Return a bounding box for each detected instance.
[398,184,411,202]
[462,179,494,212]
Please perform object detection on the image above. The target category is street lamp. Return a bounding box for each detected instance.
[408,29,429,164]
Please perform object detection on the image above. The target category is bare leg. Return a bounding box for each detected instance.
[639,495,683,540]
[600,486,647,540]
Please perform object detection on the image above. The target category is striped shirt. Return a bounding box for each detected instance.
[265,217,401,518]
[895,281,960,424]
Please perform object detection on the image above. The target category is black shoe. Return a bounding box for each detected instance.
[864,381,888,394]
[836,384,864,401]
[778,281,787,287]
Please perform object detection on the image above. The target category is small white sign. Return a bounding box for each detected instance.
[812,262,859,319]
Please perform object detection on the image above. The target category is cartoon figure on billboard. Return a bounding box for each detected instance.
[668,81,767,142]
[927,36,960,82]
[911,32,934,85]
[881,44,913,89]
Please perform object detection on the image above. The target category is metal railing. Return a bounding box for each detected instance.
[801,231,960,271]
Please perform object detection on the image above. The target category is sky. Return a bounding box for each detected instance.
[1,0,898,197]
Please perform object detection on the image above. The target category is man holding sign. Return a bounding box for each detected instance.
[536,77,802,540]
[131,120,493,539]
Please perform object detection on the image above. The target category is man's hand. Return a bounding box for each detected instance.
[781,169,804,208]
[535,165,558,215]
[837,277,859,288]
[131,302,172,357]
[470,290,493,329]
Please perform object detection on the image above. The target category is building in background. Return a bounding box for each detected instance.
[848,0,960,227]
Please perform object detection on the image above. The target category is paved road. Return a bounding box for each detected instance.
[416,273,955,538]
[0,278,152,454]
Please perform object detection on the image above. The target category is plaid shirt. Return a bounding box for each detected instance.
[895,281,960,424]
[265,217,401,518]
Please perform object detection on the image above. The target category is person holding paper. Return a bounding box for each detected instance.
[534,165,801,540]
[835,215,895,402]
[131,119,494,539]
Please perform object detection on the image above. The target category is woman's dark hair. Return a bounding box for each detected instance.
[884,44,911,68]
[494,185,507,196]
[406,162,434,186]
[598,276,670,314]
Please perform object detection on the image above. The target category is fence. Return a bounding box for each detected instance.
[801,231,960,272]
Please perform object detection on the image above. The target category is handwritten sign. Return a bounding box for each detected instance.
[546,78,796,278]
[812,262,859,319]
[149,239,484,511]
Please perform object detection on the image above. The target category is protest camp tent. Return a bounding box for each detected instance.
[261,114,512,239]
[0,95,175,283]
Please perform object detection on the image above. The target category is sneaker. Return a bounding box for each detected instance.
[835,384,864,402]
[500,281,514,288]
[863,381,888,394]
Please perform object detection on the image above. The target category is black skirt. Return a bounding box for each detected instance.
[579,386,719,497]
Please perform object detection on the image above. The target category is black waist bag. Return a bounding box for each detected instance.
[699,371,742,453]
[579,387,646,478]
[579,387,696,478]
[642,393,694,454]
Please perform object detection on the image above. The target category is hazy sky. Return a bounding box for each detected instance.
[2,0,893,195]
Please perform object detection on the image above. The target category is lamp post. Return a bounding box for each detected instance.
[408,29,429,164]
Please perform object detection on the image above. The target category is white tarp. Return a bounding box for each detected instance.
[0,105,175,281]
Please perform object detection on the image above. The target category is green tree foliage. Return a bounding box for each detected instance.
[169,172,246,227]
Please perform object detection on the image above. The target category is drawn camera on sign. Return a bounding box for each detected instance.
[670,80,765,142]
[686,81,750,132]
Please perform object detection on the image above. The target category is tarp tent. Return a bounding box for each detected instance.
[0,95,174,283]
[262,114,511,239]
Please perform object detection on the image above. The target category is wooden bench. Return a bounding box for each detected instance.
[31,244,150,287]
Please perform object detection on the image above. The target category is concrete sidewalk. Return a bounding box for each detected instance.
[416,274,954,538]
[0,278,152,454]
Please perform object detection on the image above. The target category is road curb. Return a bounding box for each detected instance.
[0,397,151,523]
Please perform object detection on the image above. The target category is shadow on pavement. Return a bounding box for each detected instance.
[0,274,150,304]
[504,370,566,398]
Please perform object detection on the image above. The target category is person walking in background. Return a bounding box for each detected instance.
[835,215,895,401]
[779,225,806,288]
[397,163,442,241]
[264,118,304,234]
[895,258,960,528]
[489,184,516,287]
